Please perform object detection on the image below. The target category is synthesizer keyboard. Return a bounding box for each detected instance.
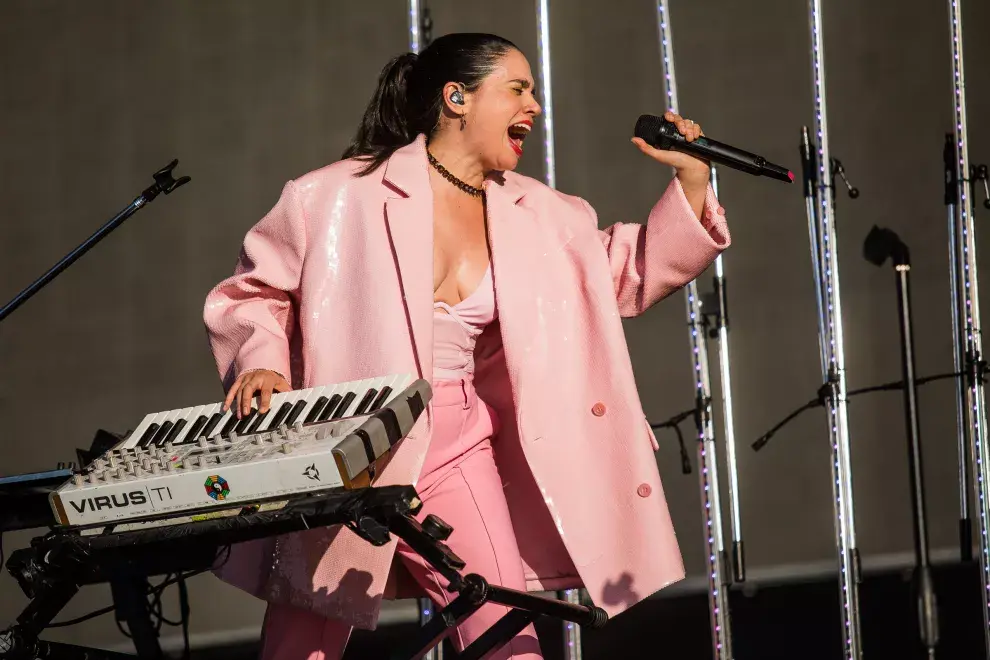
[49,374,430,529]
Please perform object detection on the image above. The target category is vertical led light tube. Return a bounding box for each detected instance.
[655,2,734,657]
[945,0,990,652]
[533,2,579,657]
[806,1,862,656]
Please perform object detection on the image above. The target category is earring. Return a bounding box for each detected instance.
[460,115,466,131]
[450,90,464,105]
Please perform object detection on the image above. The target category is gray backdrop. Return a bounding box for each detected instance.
[1,0,988,650]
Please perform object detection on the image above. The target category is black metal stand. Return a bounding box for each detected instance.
[0,160,189,324]
[1,486,606,660]
[864,225,939,658]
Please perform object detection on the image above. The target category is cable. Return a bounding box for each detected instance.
[652,411,694,474]
[45,567,207,631]
[751,371,964,451]
[48,605,117,628]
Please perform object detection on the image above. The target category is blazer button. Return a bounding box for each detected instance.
[637,483,652,498]
[591,402,606,417]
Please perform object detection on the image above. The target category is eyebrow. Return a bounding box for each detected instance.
[509,78,537,95]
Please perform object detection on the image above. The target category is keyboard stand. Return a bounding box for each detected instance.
[0,485,606,660]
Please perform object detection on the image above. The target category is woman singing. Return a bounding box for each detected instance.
[204,32,729,660]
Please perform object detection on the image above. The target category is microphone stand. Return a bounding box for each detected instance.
[0,160,190,324]
[863,227,939,659]
[701,169,745,584]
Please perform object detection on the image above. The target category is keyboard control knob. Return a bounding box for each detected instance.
[142,459,152,471]
[151,464,160,474]
[164,442,174,453]
[73,474,84,487]
[281,443,292,454]
[116,468,125,479]
[198,437,207,448]
[108,455,117,468]
[421,515,453,541]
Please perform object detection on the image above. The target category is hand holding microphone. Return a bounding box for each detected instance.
[633,111,794,184]
[631,111,713,189]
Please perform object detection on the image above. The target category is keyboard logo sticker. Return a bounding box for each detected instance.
[204,475,230,501]
[303,464,321,481]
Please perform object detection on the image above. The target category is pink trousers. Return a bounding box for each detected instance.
[259,378,544,659]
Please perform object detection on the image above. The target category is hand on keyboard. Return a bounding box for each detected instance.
[223,369,291,418]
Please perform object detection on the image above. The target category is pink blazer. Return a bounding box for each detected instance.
[203,135,729,630]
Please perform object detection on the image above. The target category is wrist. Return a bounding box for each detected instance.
[677,170,709,193]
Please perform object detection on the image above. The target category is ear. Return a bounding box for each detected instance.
[441,82,469,115]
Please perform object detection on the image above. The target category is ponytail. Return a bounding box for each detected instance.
[342,33,518,176]
[341,53,418,175]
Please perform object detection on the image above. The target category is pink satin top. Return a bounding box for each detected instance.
[432,263,497,381]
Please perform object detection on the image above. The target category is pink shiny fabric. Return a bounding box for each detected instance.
[261,378,541,660]
[203,134,730,630]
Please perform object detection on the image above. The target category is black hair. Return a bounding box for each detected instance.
[341,33,518,175]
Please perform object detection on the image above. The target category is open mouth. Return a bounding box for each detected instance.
[507,121,532,156]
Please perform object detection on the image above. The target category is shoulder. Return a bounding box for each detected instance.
[267,157,386,226]
[501,170,596,223]
[290,158,378,199]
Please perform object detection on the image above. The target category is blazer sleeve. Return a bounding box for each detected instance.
[203,180,307,389]
[588,177,730,317]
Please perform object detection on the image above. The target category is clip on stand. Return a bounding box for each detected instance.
[863,226,939,658]
[0,160,190,324]
[1,486,606,660]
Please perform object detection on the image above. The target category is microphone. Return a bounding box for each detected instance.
[634,114,794,184]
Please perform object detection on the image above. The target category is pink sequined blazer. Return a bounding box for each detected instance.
[203,135,730,629]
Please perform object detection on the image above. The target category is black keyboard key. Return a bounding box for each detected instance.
[220,414,240,438]
[266,402,294,430]
[247,409,270,433]
[180,415,209,445]
[331,391,357,419]
[304,396,329,423]
[285,400,309,426]
[368,387,392,412]
[353,388,378,416]
[234,409,257,435]
[160,418,187,446]
[201,412,225,439]
[317,394,343,422]
[138,423,160,449]
[150,421,174,447]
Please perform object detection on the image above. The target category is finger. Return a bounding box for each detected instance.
[259,382,274,415]
[275,377,291,393]
[631,137,660,157]
[240,380,258,418]
[665,110,681,123]
[223,376,244,412]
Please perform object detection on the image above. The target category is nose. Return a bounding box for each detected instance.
[529,96,543,117]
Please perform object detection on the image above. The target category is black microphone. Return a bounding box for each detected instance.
[634,114,794,184]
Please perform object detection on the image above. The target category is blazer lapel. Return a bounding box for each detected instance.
[484,174,552,441]
[382,137,433,380]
